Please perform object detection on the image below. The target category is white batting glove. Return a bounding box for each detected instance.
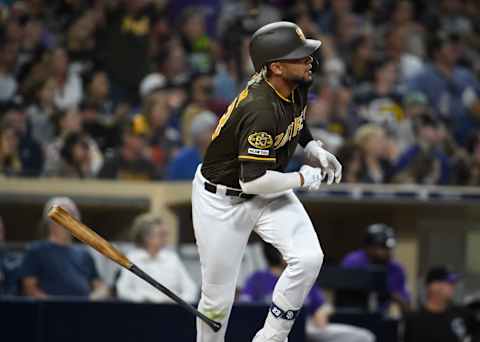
[304,140,342,184]
[299,165,323,191]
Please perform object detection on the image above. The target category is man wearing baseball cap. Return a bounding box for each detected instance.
[342,224,411,313]
[403,266,477,342]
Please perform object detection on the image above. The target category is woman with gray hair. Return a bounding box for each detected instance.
[116,213,197,303]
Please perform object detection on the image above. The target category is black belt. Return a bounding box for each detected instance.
[204,182,255,199]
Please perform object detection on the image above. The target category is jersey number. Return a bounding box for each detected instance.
[211,88,249,140]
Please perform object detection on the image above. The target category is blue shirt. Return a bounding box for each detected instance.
[407,64,480,144]
[166,147,202,180]
[342,249,410,307]
[394,144,451,185]
[19,241,99,297]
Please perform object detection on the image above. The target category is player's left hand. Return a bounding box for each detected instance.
[304,140,342,184]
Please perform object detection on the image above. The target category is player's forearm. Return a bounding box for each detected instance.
[240,170,302,195]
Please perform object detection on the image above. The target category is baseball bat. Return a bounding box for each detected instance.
[47,205,222,332]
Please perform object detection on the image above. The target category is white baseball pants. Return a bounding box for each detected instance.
[192,166,324,342]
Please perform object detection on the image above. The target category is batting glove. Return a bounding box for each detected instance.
[299,165,323,191]
[304,140,342,184]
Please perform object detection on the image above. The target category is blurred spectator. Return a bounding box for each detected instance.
[50,47,83,110]
[354,124,394,184]
[25,77,57,146]
[43,108,102,177]
[179,7,215,74]
[181,72,216,145]
[217,0,282,40]
[386,1,426,58]
[335,142,362,183]
[132,91,181,174]
[345,35,375,86]
[407,32,480,144]
[241,242,375,342]
[19,197,109,299]
[156,38,191,87]
[83,69,113,118]
[66,10,99,73]
[384,26,424,82]
[342,224,411,313]
[213,51,241,104]
[2,98,44,176]
[96,0,159,104]
[403,266,478,342]
[98,123,157,181]
[117,212,197,303]
[0,40,18,104]
[17,19,49,79]
[317,0,357,36]
[0,121,22,175]
[166,110,216,180]
[354,59,404,130]
[45,131,98,178]
[394,114,451,185]
[395,91,430,153]
[80,101,114,152]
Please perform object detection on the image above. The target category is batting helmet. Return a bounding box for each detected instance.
[249,21,322,72]
[365,223,396,249]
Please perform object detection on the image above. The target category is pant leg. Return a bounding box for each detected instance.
[192,168,257,342]
[252,191,324,342]
[306,322,376,342]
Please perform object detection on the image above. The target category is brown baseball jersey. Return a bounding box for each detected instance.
[201,76,313,189]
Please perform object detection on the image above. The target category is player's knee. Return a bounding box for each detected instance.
[297,248,324,279]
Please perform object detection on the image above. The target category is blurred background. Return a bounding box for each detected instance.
[0,0,479,341]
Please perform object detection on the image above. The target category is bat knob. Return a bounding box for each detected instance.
[210,321,222,332]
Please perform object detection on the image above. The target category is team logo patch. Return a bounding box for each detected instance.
[271,305,282,318]
[270,303,298,321]
[296,27,306,41]
[248,148,270,156]
[248,132,273,149]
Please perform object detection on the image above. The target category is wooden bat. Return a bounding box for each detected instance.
[47,205,222,332]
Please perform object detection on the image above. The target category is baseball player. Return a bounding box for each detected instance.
[191,21,342,342]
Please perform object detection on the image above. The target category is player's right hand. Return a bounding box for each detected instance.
[299,165,323,191]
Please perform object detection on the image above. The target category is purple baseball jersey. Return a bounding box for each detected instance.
[241,270,325,316]
[341,249,411,305]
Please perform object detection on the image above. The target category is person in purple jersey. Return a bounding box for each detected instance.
[241,242,375,342]
[341,224,411,313]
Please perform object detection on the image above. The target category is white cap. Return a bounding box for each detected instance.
[139,73,167,98]
[43,197,80,221]
[190,111,217,139]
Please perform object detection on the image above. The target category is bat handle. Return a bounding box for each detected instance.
[129,264,222,332]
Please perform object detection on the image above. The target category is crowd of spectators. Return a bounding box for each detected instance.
[0,0,480,185]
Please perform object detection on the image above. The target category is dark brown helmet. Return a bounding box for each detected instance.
[249,21,322,72]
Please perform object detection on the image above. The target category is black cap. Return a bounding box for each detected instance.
[426,266,460,285]
[365,223,396,249]
[249,21,321,72]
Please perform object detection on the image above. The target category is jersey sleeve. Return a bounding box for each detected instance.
[237,109,277,164]
[237,108,279,182]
